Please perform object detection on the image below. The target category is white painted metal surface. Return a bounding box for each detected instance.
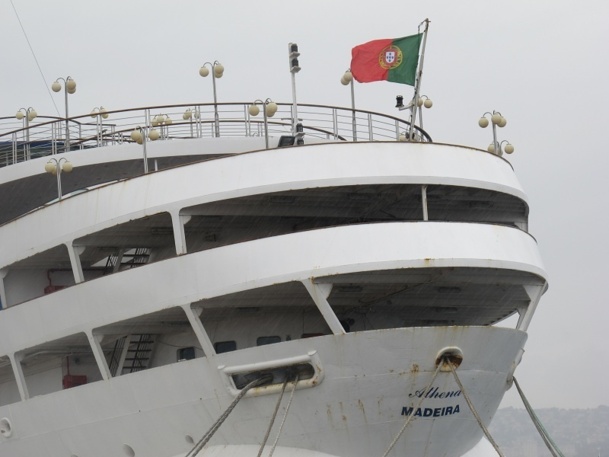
[0,327,526,457]
[0,106,547,457]
[0,141,525,269]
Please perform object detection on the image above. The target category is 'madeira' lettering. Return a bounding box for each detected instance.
[401,404,460,418]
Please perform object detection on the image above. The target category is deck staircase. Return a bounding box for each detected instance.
[103,248,151,275]
[108,334,156,376]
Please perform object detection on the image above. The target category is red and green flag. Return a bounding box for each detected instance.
[351,33,423,86]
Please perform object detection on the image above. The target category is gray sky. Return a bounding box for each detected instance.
[2,0,608,413]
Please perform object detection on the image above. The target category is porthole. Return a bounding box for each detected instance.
[122,444,135,457]
[0,417,12,438]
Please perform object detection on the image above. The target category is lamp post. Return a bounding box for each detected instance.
[395,94,433,140]
[248,99,278,149]
[478,111,514,156]
[16,107,37,160]
[340,69,357,141]
[51,77,77,152]
[199,61,224,138]
[416,95,433,131]
[183,108,201,138]
[44,157,73,200]
[90,106,108,145]
[151,114,172,140]
[131,126,160,174]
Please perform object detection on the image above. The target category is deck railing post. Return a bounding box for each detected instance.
[332,109,338,140]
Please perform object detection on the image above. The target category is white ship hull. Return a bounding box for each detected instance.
[0,327,525,457]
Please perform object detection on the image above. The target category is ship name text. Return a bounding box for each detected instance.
[401,404,461,417]
[408,386,462,399]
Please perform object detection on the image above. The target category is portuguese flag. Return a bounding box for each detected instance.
[351,33,423,86]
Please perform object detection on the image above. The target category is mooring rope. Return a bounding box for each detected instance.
[185,375,272,457]
[256,377,290,457]
[267,374,299,457]
[447,360,505,457]
[379,362,443,457]
[513,377,565,457]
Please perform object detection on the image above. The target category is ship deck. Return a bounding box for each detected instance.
[0,102,434,225]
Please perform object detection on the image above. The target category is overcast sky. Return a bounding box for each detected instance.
[2,0,607,427]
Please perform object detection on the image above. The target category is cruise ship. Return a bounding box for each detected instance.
[0,78,547,456]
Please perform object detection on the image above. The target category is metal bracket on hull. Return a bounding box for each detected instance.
[219,350,323,397]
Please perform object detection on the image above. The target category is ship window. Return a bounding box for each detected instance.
[257,336,281,346]
[215,341,237,354]
[177,347,196,361]
[301,333,325,338]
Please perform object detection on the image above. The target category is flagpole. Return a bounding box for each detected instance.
[409,18,430,140]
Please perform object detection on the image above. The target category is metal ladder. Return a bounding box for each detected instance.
[103,248,151,275]
[109,334,156,376]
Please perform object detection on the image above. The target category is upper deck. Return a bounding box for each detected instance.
[0,102,433,225]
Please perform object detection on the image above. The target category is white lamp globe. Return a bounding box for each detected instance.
[131,129,142,142]
[248,104,260,116]
[341,71,352,85]
[265,102,278,117]
[45,162,57,174]
[62,161,73,173]
[148,129,160,141]
[213,64,224,78]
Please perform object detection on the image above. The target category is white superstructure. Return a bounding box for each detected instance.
[0,102,547,457]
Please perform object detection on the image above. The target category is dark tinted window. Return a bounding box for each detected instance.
[256,336,281,346]
[177,346,196,361]
[215,341,237,354]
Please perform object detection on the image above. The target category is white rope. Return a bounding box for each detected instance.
[447,361,505,457]
[267,375,299,457]
[514,377,565,457]
[380,363,442,457]
[185,375,271,457]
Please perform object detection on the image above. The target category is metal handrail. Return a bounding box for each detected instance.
[0,102,431,168]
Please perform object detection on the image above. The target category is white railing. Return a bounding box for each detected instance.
[0,102,431,168]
